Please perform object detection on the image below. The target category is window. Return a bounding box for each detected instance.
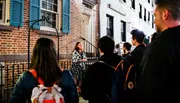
[152,1,154,7]
[123,0,126,3]
[83,2,92,9]
[148,0,150,3]
[152,15,154,28]
[148,11,150,22]
[41,0,58,28]
[144,8,146,21]
[106,15,114,38]
[139,4,142,19]
[131,0,135,9]
[0,0,6,23]
[121,21,126,41]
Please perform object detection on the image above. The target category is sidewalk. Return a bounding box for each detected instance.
[79,97,88,103]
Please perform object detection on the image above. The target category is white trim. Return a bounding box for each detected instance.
[40,26,57,32]
[0,23,9,26]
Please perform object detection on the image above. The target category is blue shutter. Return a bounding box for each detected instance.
[62,0,70,34]
[10,0,24,27]
[29,0,40,29]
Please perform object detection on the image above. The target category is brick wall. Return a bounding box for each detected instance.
[0,0,95,60]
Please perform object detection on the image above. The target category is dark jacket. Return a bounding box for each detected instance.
[81,53,121,103]
[136,25,180,103]
[111,44,145,103]
[130,44,146,81]
[10,70,79,103]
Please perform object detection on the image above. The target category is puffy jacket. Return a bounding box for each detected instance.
[10,70,79,103]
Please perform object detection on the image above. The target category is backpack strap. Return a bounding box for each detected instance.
[124,64,134,90]
[114,60,124,71]
[29,69,44,85]
[99,61,115,69]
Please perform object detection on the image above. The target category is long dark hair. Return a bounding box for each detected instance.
[30,37,62,87]
[73,42,81,53]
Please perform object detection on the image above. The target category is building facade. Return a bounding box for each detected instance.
[99,0,155,44]
[0,0,98,63]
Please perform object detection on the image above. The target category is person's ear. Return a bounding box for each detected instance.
[162,9,169,20]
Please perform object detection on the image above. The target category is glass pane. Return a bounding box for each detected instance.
[48,0,53,2]
[54,0,57,4]
[48,3,52,11]
[52,13,56,20]
[0,3,2,9]
[0,10,2,19]
[52,20,56,27]
[53,4,57,12]
[0,2,2,20]
[42,1,47,9]
[47,12,52,20]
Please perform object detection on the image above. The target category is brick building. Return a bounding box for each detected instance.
[0,0,98,63]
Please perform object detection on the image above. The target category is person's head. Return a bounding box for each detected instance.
[115,44,120,49]
[151,32,158,42]
[74,42,83,52]
[131,29,145,46]
[123,42,132,53]
[154,0,180,33]
[98,36,115,55]
[30,37,61,87]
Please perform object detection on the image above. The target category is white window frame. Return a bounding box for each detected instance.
[0,0,6,24]
[40,0,60,32]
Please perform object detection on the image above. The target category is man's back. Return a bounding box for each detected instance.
[136,26,180,103]
[81,53,121,103]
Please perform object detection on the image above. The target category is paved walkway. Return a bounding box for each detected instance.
[79,97,88,103]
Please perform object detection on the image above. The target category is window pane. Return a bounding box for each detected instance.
[42,1,47,9]
[48,3,52,11]
[54,0,57,4]
[0,3,2,9]
[47,12,51,20]
[48,0,53,2]
[52,13,56,21]
[53,4,57,12]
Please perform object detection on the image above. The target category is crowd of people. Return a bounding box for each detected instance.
[10,0,180,103]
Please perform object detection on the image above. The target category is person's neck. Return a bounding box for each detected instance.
[79,50,82,53]
[163,20,180,31]
[125,50,130,54]
[135,42,140,47]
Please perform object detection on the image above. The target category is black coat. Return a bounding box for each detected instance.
[81,53,121,103]
[136,25,180,103]
[124,44,146,81]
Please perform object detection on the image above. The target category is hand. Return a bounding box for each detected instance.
[79,59,87,62]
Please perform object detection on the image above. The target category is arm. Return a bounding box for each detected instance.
[10,72,27,103]
[62,70,79,103]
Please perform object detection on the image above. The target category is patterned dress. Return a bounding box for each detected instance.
[71,50,87,80]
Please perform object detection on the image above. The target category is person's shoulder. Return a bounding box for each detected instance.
[20,71,34,79]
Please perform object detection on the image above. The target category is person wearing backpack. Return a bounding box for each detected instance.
[81,36,122,103]
[10,37,79,103]
[111,29,146,103]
